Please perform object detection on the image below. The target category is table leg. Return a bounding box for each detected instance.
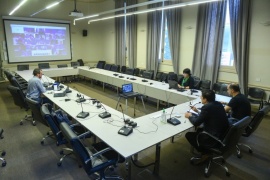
[116,96,121,109]
[157,99,160,110]
[133,153,138,161]
[153,143,161,176]
[141,96,146,113]
[134,97,136,117]
[171,136,174,143]
[102,82,105,92]
[126,157,132,180]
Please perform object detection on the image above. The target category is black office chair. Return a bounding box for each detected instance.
[167,72,178,81]
[200,80,211,90]
[17,64,29,71]
[125,68,134,75]
[104,64,112,71]
[38,63,50,69]
[77,59,84,66]
[60,122,123,179]
[160,73,168,83]
[0,128,7,167]
[177,74,184,82]
[219,83,229,96]
[190,116,251,177]
[71,62,80,67]
[139,69,145,77]
[25,97,51,144]
[57,64,68,68]
[97,61,106,69]
[120,66,126,73]
[7,85,34,125]
[134,68,140,76]
[247,87,265,110]
[237,106,270,158]
[212,82,222,94]
[4,70,27,85]
[142,71,153,80]
[155,72,163,81]
[192,75,200,80]
[110,65,120,72]
[193,79,202,90]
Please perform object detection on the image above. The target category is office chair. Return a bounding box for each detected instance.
[17,64,29,71]
[155,72,163,81]
[57,64,68,68]
[142,71,153,80]
[237,106,270,158]
[167,72,178,81]
[60,122,123,179]
[177,74,184,82]
[97,61,106,69]
[38,63,50,69]
[7,85,35,126]
[25,97,51,144]
[110,65,120,72]
[190,116,251,177]
[219,83,229,96]
[247,87,265,110]
[4,70,27,85]
[125,68,134,75]
[191,75,200,80]
[120,66,126,73]
[77,59,84,66]
[193,79,201,90]
[71,62,80,67]
[160,73,168,83]
[10,76,28,94]
[104,64,112,71]
[212,82,222,94]
[200,80,211,90]
[0,128,7,167]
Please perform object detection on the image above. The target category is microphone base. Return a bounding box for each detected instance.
[130,78,136,80]
[167,118,181,126]
[77,111,89,118]
[142,79,148,82]
[118,126,133,136]
[76,98,86,103]
[99,111,111,119]
[119,76,124,78]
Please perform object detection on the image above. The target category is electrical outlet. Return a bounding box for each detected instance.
[255,78,261,82]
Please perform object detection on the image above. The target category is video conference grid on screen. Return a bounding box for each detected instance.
[4,19,72,63]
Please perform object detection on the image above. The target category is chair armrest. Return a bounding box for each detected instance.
[77,131,91,139]
[70,123,80,128]
[196,131,225,147]
[85,147,112,164]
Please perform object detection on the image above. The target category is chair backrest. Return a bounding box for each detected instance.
[77,59,84,66]
[248,87,264,100]
[10,77,24,90]
[38,63,50,69]
[60,122,93,171]
[134,68,140,76]
[17,64,29,71]
[139,69,145,77]
[120,66,126,73]
[25,97,47,126]
[4,70,13,83]
[219,83,229,96]
[200,79,211,90]
[126,68,134,75]
[104,64,112,71]
[222,116,251,153]
[192,75,200,80]
[57,64,68,68]
[193,79,201,90]
[142,71,153,80]
[97,61,106,69]
[167,72,178,81]
[7,85,28,110]
[110,65,120,72]
[160,73,168,83]
[71,62,80,67]
[244,106,270,136]
[41,104,66,145]
[177,74,184,82]
[156,72,163,81]
[212,82,222,93]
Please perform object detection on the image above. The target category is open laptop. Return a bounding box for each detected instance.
[168,80,186,92]
[53,86,71,97]
[122,83,138,97]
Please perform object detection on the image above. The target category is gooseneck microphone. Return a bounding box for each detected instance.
[167,106,181,126]
[119,104,130,123]
[98,102,111,119]
[76,100,89,118]
[188,102,201,111]
[118,104,133,136]
[73,86,86,103]
[42,74,53,87]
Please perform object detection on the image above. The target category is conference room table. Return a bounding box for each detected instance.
[15,69,231,179]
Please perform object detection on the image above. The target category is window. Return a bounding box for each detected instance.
[220,1,234,66]
[162,18,172,61]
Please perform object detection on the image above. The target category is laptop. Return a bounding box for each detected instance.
[53,86,70,97]
[122,83,138,97]
[168,80,186,92]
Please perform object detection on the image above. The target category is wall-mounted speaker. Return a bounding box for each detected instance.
[82,29,87,37]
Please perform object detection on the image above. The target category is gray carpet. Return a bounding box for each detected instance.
[0,80,270,180]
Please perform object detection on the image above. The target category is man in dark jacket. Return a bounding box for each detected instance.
[185,90,229,163]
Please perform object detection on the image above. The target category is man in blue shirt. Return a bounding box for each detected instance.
[26,68,48,104]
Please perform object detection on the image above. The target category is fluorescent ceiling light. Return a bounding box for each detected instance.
[9,0,28,15]
[46,2,60,9]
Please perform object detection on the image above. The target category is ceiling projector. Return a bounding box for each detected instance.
[69,11,83,17]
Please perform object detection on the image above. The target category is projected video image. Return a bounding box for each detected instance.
[11,25,67,57]
[122,84,133,93]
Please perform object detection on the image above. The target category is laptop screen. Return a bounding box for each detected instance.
[122,83,133,93]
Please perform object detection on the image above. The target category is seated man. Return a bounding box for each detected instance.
[26,68,50,104]
[185,90,229,163]
[224,83,251,124]
[178,68,194,89]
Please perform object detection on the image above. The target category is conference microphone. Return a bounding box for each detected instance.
[167,106,181,126]
[118,104,133,136]
[73,86,86,103]
[76,101,89,118]
[188,102,201,114]
[98,102,111,119]
[42,74,53,87]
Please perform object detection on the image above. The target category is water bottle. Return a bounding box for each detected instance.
[161,108,166,123]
